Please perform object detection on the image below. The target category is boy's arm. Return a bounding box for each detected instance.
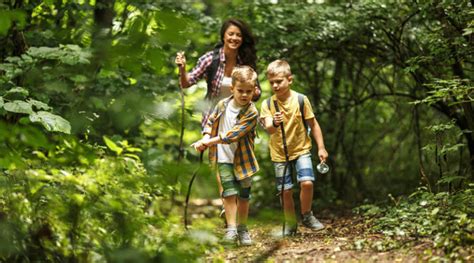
[307,117,328,162]
[220,108,258,144]
[191,134,216,151]
[260,98,281,134]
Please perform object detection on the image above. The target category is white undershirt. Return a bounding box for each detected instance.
[218,76,233,101]
[217,99,242,163]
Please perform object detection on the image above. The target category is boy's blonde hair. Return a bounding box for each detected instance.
[266,59,292,77]
[231,66,257,87]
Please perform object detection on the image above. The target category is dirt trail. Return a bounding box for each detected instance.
[187,199,435,262]
[218,215,431,262]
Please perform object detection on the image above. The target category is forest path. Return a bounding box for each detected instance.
[188,199,433,262]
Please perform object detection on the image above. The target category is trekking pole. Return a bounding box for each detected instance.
[184,151,204,230]
[273,100,291,237]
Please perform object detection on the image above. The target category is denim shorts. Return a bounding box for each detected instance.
[273,153,315,191]
[218,163,252,199]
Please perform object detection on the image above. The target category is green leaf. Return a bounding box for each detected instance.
[0,96,3,108]
[103,136,123,155]
[0,12,12,36]
[70,74,88,83]
[436,175,466,185]
[28,99,51,110]
[0,10,26,36]
[4,87,29,98]
[29,111,71,134]
[3,100,33,114]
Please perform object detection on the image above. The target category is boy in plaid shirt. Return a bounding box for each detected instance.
[192,66,259,246]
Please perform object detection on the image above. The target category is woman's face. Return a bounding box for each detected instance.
[223,25,242,50]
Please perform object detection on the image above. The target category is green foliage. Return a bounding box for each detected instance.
[414,79,473,107]
[354,186,474,260]
[0,136,218,261]
[0,9,26,36]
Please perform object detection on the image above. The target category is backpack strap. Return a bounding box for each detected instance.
[205,48,221,99]
[297,93,308,132]
[266,94,308,131]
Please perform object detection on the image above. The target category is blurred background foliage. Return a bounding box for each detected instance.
[0,0,472,261]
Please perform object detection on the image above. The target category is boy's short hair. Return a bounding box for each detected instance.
[231,66,257,87]
[266,59,292,77]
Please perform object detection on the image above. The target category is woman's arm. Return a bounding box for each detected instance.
[175,52,192,88]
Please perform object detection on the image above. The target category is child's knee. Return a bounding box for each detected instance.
[239,187,251,200]
[300,181,313,189]
[282,189,293,197]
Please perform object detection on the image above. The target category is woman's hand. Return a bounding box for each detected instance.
[175,51,186,69]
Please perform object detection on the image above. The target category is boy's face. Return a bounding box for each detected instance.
[268,73,292,97]
[231,81,255,106]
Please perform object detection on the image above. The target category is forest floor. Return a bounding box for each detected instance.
[187,199,445,262]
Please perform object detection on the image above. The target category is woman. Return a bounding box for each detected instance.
[175,18,261,113]
[175,18,260,219]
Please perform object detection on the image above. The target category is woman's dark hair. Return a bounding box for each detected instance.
[220,18,257,70]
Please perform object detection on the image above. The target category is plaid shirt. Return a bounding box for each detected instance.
[202,97,259,180]
[188,47,261,103]
[188,47,229,100]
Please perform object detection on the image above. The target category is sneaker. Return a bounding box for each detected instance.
[237,225,252,246]
[222,228,238,244]
[302,211,324,230]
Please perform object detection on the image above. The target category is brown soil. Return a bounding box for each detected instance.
[187,199,448,262]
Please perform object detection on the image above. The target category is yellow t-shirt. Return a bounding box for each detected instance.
[260,90,315,162]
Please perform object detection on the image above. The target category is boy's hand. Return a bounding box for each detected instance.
[191,140,207,152]
[318,148,328,163]
[175,51,186,69]
[272,112,283,127]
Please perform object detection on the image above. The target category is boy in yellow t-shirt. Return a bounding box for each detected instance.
[260,59,329,236]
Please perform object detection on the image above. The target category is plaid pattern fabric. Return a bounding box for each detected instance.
[202,97,259,180]
[188,47,227,100]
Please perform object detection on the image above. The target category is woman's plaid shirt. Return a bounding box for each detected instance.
[188,48,261,102]
[188,47,228,99]
[202,97,260,180]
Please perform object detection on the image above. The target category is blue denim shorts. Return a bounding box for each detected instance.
[218,163,252,199]
[273,153,315,191]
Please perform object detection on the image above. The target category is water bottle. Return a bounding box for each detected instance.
[316,162,329,174]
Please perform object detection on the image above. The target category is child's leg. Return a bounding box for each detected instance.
[236,177,252,225]
[300,181,313,214]
[295,153,324,230]
[218,164,240,228]
[282,189,296,223]
[294,153,315,213]
[274,162,297,224]
[223,195,238,227]
[236,177,252,245]
[237,198,248,224]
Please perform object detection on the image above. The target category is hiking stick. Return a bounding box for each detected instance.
[177,51,186,162]
[170,54,186,214]
[273,100,291,236]
[184,151,204,230]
